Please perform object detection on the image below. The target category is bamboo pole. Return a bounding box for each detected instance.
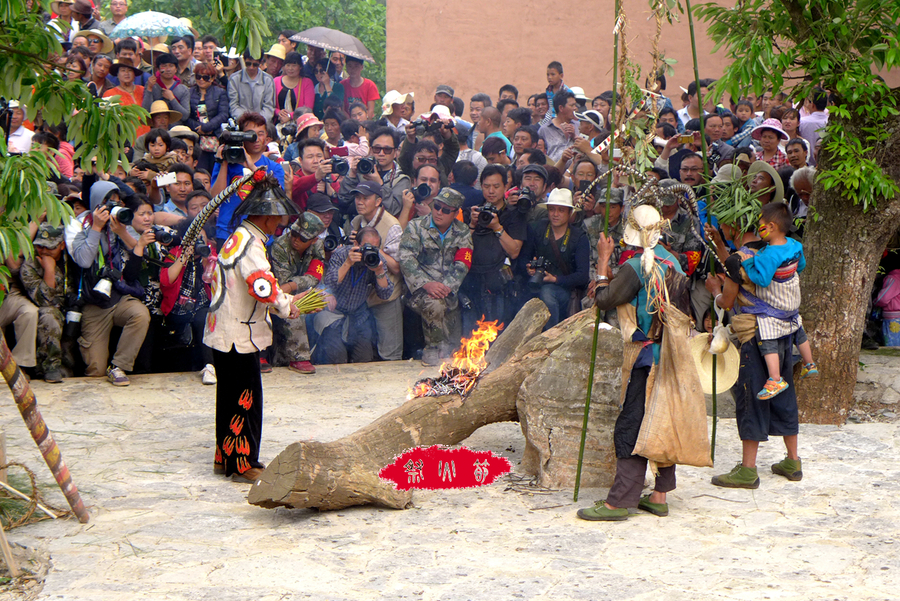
[574,0,622,503]
[685,0,717,461]
[0,335,89,523]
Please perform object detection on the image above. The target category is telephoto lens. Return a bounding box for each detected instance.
[412,183,431,201]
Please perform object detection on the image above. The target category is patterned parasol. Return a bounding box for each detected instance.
[110,11,192,40]
[290,27,375,63]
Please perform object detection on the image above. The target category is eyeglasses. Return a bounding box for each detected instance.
[432,202,456,215]
[314,69,326,74]
[680,166,702,173]
[245,61,260,67]
[371,146,395,154]
[196,74,213,81]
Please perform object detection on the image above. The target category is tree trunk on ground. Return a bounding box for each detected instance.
[799,113,900,424]
[248,299,551,511]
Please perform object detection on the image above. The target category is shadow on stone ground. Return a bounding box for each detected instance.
[0,361,897,601]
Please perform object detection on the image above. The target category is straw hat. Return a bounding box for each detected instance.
[382,90,409,115]
[108,59,140,78]
[689,335,740,394]
[623,204,663,248]
[748,160,785,203]
[169,125,199,142]
[141,43,170,64]
[84,29,114,54]
[50,0,73,13]
[147,100,182,124]
[545,188,575,209]
[265,43,286,61]
[178,18,200,38]
[712,163,741,184]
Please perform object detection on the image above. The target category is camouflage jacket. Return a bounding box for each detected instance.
[399,216,473,294]
[664,209,704,276]
[269,231,327,292]
[20,257,67,309]
[583,215,628,279]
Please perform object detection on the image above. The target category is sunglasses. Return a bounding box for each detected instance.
[432,202,456,215]
[371,146,395,154]
[314,69,327,74]
[196,74,213,81]
[245,61,260,67]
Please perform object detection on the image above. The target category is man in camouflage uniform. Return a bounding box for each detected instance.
[399,187,473,366]
[269,212,327,374]
[19,224,70,383]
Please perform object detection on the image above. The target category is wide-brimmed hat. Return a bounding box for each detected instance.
[570,86,590,102]
[712,163,741,184]
[147,100,182,124]
[748,160,785,203]
[295,113,323,133]
[382,90,409,116]
[71,0,92,16]
[169,125,199,142]
[178,18,200,38]
[50,0,73,13]
[418,105,451,121]
[84,29,114,54]
[689,335,740,394]
[265,43,286,61]
[574,109,604,130]
[109,60,140,78]
[545,188,574,209]
[751,118,790,142]
[141,43,170,64]
[623,205,664,248]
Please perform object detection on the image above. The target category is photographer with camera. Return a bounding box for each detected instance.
[459,165,527,334]
[68,180,150,386]
[399,188,473,366]
[312,227,393,365]
[399,106,459,182]
[289,138,341,212]
[522,188,590,330]
[509,163,550,223]
[337,127,411,218]
[210,112,285,246]
[398,164,442,230]
[153,164,195,227]
[270,212,327,375]
[346,181,404,360]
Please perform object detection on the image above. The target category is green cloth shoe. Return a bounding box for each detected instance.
[771,456,803,481]
[711,463,760,489]
[577,502,629,521]
[637,494,668,516]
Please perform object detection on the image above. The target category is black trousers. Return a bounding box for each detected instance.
[213,348,264,476]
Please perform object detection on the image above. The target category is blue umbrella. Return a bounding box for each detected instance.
[110,11,192,40]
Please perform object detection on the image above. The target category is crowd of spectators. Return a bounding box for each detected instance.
[4,0,896,388]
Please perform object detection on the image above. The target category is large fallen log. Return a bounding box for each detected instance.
[249,299,551,510]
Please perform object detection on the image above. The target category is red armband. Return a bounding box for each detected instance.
[454,247,473,268]
[305,259,325,281]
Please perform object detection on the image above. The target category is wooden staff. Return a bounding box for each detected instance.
[0,335,89,523]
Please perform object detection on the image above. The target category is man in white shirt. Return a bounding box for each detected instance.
[6,104,33,154]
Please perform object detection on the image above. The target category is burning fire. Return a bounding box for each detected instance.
[409,318,504,399]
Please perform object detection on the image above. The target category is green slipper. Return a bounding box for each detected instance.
[576,502,629,521]
[637,494,668,516]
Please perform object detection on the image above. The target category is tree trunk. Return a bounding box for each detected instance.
[248,299,551,511]
[798,114,900,424]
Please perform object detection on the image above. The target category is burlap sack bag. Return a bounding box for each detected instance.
[631,304,712,468]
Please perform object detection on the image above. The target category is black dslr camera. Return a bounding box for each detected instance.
[194,240,211,258]
[516,187,536,214]
[360,243,381,268]
[104,201,133,225]
[330,156,350,177]
[412,183,431,202]
[477,203,499,226]
[150,225,179,246]
[412,114,444,135]
[357,156,377,175]
[527,257,547,289]
[220,118,257,163]
[324,233,351,252]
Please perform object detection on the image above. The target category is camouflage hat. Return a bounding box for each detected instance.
[33,223,64,249]
[433,187,465,210]
[595,186,625,205]
[289,212,326,242]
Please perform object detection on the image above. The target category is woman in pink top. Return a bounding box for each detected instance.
[274,52,313,126]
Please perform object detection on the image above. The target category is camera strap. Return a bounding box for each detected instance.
[545,225,571,277]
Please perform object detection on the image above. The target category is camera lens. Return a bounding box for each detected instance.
[358,157,375,175]
[361,244,380,268]
[478,207,494,226]
[413,183,431,201]
[323,234,338,252]
[109,205,133,225]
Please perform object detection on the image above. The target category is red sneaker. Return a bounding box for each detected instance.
[289,360,316,374]
[259,358,273,373]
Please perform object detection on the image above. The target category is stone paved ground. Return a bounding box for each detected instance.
[0,362,897,601]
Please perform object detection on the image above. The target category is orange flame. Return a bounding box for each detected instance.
[408,318,504,399]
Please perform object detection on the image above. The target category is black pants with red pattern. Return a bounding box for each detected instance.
[213,348,264,476]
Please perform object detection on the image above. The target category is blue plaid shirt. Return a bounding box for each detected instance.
[324,245,393,314]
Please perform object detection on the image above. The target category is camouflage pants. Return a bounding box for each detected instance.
[405,289,460,352]
[37,307,63,375]
[271,314,311,365]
